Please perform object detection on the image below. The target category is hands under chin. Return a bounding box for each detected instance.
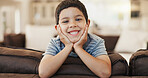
[56,25,73,48]
[57,24,88,50]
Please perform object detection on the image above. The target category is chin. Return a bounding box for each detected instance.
[70,39,79,43]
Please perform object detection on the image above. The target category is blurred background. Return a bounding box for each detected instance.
[0,0,148,63]
[0,0,148,35]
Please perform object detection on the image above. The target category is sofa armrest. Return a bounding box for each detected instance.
[109,53,129,76]
[129,49,148,76]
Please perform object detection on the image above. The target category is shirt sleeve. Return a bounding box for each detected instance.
[42,39,58,56]
[91,39,107,57]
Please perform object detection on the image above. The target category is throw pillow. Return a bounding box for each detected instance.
[115,29,148,53]
[26,25,57,51]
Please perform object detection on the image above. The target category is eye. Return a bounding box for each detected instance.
[62,20,69,23]
[76,18,82,21]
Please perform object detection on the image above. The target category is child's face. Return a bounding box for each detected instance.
[58,7,89,43]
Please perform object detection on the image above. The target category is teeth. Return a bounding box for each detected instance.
[70,32,78,35]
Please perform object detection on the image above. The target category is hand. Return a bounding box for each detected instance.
[73,24,88,49]
[56,25,73,47]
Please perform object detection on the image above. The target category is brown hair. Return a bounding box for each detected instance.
[55,0,88,25]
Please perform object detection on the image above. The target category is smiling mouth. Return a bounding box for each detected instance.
[68,30,80,36]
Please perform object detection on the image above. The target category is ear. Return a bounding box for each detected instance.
[55,25,57,30]
[87,19,90,27]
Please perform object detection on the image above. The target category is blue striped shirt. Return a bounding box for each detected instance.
[43,33,107,57]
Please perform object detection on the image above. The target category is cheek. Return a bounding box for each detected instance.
[78,21,86,27]
[60,26,67,33]
[80,24,86,31]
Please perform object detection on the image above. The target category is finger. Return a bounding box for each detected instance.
[78,25,88,42]
[57,25,64,38]
[58,25,70,40]
[75,25,88,45]
[58,25,65,37]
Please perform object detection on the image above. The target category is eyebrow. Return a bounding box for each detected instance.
[61,15,83,20]
[75,15,83,18]
[61,17,69,20]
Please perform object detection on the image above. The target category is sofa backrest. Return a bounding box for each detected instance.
[0,47,128,76]
[129,49,148,76]
[54,53,128,77]
[0,47,42,74]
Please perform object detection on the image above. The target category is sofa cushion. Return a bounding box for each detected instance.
[115,30,148,53]
[26,25,57,51]
[93,34,119,52]
[100,35,119,52]
[129,49,148,76]
[0,47,43,74]
[0,41,5,47]
[4,34,25,48]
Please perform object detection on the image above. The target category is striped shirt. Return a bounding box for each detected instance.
[43,33,107,57]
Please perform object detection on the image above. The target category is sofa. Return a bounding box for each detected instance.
[0,33,128,78]
[0,46,129,78]
[0,34,148,78]
[1,47,148,78]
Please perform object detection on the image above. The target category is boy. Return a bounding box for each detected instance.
[39,0,111,78]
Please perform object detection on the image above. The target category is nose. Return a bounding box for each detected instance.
[69,21,77,28]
